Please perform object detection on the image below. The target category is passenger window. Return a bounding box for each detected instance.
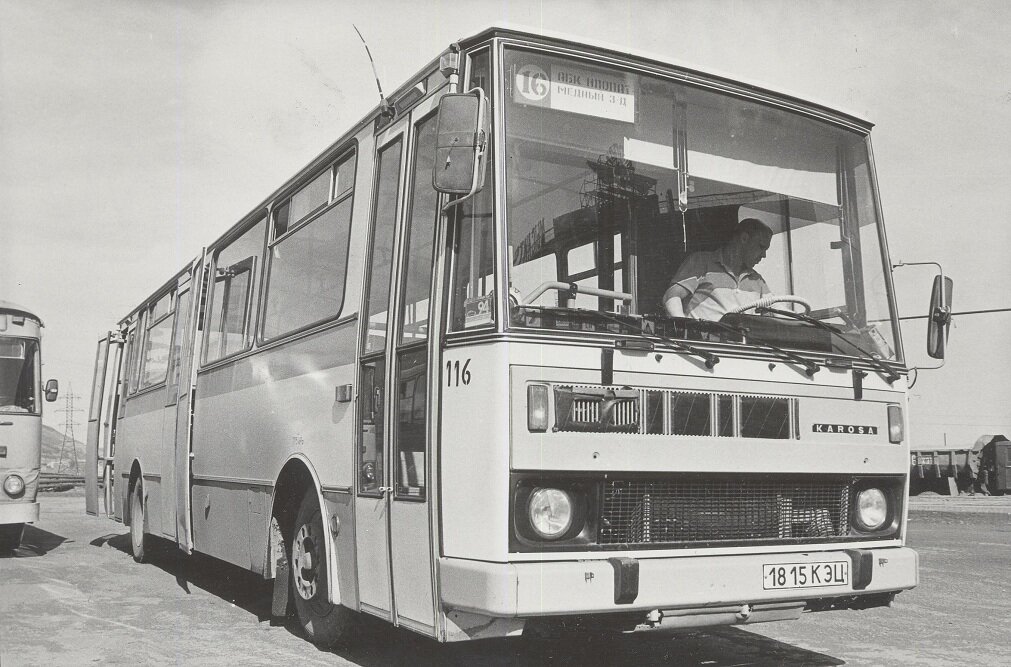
[363,137,403,354]
[166,288,191,398]
[395,347,426,499]
[204,218,266,363]
[138,291,174,390]
[262,152,356,341]
[398,112,439,344]
[127,316,144,394]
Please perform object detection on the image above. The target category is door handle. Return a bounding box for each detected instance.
[0,421,13,426]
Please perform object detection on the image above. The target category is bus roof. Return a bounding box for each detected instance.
[457,23,873,132]
[0,300,43,326]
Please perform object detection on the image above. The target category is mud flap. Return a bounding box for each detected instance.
[270,518,291,623]
[271,552,291,622]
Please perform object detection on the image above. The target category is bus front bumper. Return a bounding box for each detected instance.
[0,501,39,525]
[440,547,917,619]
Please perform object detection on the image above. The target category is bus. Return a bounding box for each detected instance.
[85,26,953,645]
[1,301,59,551]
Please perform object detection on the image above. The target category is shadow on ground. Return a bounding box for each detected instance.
[315,618,845,667]
[85,531,843,666]
[0,525,69,558]
[90,532,276,623]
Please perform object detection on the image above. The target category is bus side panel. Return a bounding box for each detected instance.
[191,324,357,571]
[439,343,512,562]
[116,390,170,536]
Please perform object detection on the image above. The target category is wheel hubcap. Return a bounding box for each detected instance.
[293,523,319,600]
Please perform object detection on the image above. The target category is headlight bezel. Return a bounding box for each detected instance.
[3,473,26,499]
[511,475,594,549]
[849,478,901,535]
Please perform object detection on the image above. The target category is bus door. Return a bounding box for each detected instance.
[172,255,205,552]
[85,331,124,517]
[355,93,443,632]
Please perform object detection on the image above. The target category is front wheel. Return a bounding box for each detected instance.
[0,523,25,551]
[291,489,355,647]
[130,479,148,563]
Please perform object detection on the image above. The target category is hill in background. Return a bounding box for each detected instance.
[41,424,86,474]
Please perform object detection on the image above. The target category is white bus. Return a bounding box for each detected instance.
[1,302,58,551]
[85,26,952,645]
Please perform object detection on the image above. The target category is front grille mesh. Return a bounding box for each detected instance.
[599,477,851,547]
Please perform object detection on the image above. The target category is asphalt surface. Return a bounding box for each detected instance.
[1,492,1008,666]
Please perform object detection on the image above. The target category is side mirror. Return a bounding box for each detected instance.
[45,378,59,402]
[927,275,953,359]
[433,90,488,196]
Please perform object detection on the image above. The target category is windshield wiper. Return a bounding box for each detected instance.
[703,318,821,378]
[757,307,901,384]
[517,306,720,369]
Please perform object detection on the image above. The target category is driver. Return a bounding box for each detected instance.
[662,218,773,320]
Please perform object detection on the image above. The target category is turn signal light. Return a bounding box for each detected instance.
[528,384,549,432]
[887,405,904,443]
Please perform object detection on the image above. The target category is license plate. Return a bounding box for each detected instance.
[918,455,934,465]
[763,561,850,590]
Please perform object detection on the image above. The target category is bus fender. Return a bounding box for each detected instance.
[266,455,340,608]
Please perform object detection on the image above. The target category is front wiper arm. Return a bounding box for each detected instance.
[705,318,821,378]
[595,311,720,369]
[758,307,901,384]
[520,306,720,369]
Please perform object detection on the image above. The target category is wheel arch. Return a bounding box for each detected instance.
[266,454,341,606]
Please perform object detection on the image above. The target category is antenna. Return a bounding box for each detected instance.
[353,24,394,119]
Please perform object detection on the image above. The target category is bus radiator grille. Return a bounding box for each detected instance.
[599,476,851,547]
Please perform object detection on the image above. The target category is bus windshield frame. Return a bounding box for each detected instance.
[494,43,902,365]
[0,336,41,415]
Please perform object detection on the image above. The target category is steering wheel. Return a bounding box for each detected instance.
[729,295,813,315]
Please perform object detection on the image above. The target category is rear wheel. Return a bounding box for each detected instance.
[130,479,148,563]
[0,523,24,551]
[291,489,354,647]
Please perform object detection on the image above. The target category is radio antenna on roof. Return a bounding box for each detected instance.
[353,24,394,119]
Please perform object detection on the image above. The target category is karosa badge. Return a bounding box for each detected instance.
[813,424,879,435]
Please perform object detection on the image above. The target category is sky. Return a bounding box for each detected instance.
[2,0,1009,444]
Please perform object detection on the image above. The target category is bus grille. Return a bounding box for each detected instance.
[598,477,851,547]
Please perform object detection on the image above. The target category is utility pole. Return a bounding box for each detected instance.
[57,386,83,474]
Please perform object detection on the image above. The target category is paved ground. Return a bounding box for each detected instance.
[1,492,1008,666]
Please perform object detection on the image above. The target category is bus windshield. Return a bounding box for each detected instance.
[502,47,900,362]
[0,338,40,414]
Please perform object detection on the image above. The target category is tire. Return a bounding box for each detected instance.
[0,523,24,551]
[290,488,354,647]
[130,479,148,563]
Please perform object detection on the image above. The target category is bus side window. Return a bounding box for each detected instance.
[262,150,357,341]
[203,217,266,364]
[138,290,175,391]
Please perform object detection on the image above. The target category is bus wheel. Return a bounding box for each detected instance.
[130,479,148,563]
[0,523,24,551]
[291,489,353,647]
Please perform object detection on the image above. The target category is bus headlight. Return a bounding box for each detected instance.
[3,474,25,498]
[854,488,888,531]
[527,487,573,540]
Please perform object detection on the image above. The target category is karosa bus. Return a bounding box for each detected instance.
[85,26,953,645]
[1,302,58,551]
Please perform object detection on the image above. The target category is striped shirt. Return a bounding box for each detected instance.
[663,248,770,320]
